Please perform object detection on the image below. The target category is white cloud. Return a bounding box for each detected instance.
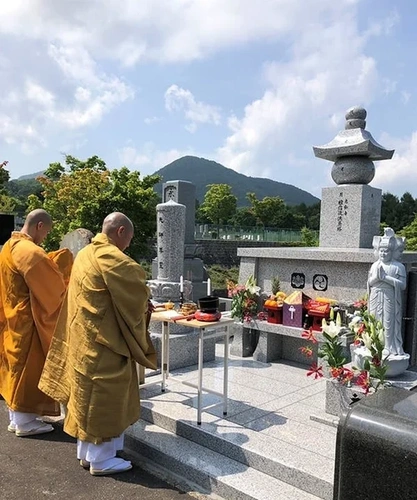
[118,143,195,174]
[165,85,221,132]
[0,41,134,151]
[0,1,370,66]
[374,132,417,195]
[401,91,411,104]
[216,4,388,187]
[144,116,161,125]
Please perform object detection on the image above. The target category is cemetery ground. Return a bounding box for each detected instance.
[0,400,201,500]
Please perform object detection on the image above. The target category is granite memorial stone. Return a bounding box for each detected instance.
[314,106,393,249]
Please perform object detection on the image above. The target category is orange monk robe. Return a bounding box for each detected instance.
[48,248,74,286]
[39,233,157,444]
[0,232,67,416]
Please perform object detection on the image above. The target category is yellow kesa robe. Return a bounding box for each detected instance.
[0,232,67,415]
[39,233,157,444]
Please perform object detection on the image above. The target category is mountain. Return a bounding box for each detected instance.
[154,156,320,206]
[18,170,44,180]
[14,156,320,206]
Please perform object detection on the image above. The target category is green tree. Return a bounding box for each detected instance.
[398,192,417,229]
[300,226,319,247]
[401,216,417,251]
[200,184,237,228]
[27,155,161,260]
[0,161,18,213]
[381,193,400,230]
[247,193,286,227]
[231,207,257,227]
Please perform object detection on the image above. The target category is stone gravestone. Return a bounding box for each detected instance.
[147,200,215,371]
[148,200,191,302]
[313,106,393,249]
[152,180,209,300]
[236,105,417,374]
[60,228,94,257]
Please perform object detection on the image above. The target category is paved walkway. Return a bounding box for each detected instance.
[0,400,197,500]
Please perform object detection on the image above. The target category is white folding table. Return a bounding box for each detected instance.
[141,310,234,425]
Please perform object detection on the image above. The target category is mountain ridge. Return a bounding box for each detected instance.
[153,156,319,206]
[15,155,320,206]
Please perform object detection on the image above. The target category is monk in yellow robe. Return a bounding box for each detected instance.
[39,212,156,476]
[0,209,70,437]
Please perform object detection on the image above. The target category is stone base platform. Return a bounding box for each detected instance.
[149,329,216,372]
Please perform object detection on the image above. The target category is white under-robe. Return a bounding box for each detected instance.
[77,434,125,463]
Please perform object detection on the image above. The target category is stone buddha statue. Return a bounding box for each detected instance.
[368,228,406,357]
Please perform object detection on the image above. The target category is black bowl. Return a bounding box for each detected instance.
[198,295,219,313]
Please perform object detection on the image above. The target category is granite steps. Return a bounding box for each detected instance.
[126,346,337,500]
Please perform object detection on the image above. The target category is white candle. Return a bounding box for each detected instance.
[207,278,211,296]
[180,275,184,292]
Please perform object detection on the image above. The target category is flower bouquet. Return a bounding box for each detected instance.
[227,275,261,323]
[301,307,387,395]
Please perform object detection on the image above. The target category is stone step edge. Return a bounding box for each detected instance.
[138,403,333,499]
[126,420,324,500]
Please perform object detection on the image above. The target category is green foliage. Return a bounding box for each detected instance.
[381,191,417,232]
[300,226,319,247]
[6,178,43,201]
[27,155,161,260]
[247,193,285,227]
[318,333,347,369]
[0,161,10,187]
[200,184,237,226]
[401,218,417,251]
[0,161,18,214]
[271,277,280,295]
[230,206,257,227]
[207,265,239,290]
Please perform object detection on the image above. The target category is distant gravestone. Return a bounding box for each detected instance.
[162,180,196,245]
[60,228,94,257]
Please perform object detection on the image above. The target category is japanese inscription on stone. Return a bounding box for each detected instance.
[337,191,348,232]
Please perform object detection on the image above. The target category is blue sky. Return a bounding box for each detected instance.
[1,0,416,198]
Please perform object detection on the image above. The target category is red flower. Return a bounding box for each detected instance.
[302,328,318,344]
[372,355,381,367]
[307,363,323,379]
[357,324,365,335]
[353,339,362,346]
[299,346,313,358]
[330,367,344,379]
[356,370,370,394]
[341,368,355,383]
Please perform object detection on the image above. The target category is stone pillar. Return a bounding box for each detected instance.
[162,180,196,245]
[156,200,185,282]
[313,106,394,249]
[319,185,381,248]
[148,200,191,302]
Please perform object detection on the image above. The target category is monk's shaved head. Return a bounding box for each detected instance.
[25,209,52,228]
[102,212,133,234]
[102,212,134,252]
[22,209,52,245]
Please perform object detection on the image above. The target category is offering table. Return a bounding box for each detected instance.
[142,310,234,425]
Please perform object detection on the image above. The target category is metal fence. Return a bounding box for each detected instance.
[195,224,318,243]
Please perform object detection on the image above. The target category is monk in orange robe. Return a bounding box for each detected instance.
[39,212,156,476]
[0,209,71,437]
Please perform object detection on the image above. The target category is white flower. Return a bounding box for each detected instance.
[377,326,385,346]
[322,320,342,338]
[245,276,260,295]
[362,332,373,350]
